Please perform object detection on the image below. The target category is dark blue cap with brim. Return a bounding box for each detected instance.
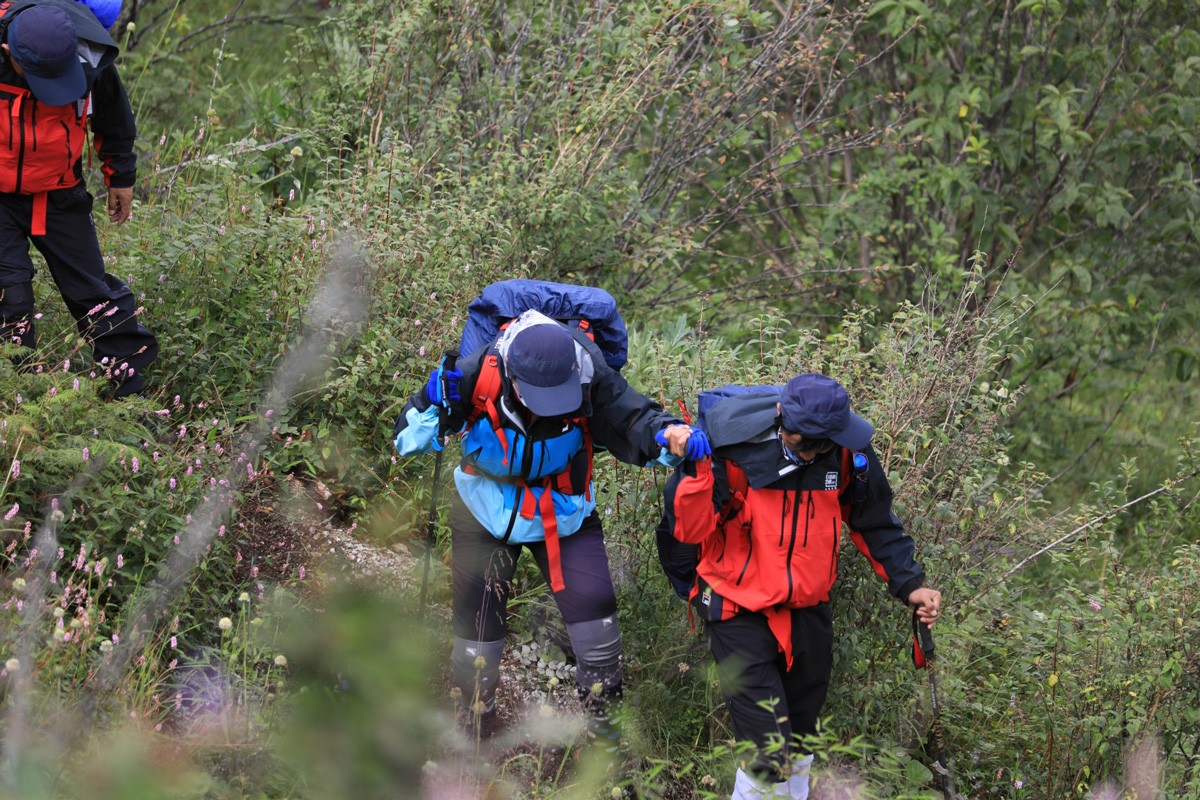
[506,322,582,416]
[779,373,874,450]
[9,6,86,106]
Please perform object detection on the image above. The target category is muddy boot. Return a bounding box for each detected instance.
[451,637,504,743]
[456,698,498,741]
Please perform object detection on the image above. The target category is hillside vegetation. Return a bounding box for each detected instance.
[2,1,1199,798]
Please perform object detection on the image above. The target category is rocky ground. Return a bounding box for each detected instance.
[236,475,626,798]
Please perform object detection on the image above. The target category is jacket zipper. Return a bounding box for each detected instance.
[784,489,804,602]
[735,520,753,584]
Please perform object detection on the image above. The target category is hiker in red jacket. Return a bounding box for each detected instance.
[666,374,942,799]
[0,0,157,398]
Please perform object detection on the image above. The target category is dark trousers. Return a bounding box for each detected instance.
[0,185,158,396]
[707,603,833,781]
[449,497,618,640]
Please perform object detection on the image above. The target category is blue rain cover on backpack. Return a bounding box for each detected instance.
[458,279,629,370]
[657,384,783,600]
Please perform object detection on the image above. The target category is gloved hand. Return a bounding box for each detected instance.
[684,429,711,460]
[424,365,463,407]
[656,426,711,460]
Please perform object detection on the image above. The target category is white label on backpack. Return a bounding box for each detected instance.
[825,472,839,490]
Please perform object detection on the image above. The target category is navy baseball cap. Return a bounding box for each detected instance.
[506,321,581,416]
[779,373,874,450]
[8,6,86,106]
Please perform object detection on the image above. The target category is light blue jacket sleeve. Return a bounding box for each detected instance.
[647,448,683,468]
[394,405,441,456]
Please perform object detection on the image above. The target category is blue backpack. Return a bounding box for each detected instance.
[458,279,628,369]
[656,385,782,599]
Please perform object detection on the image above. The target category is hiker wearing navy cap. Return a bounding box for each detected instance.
[0,0,156,398]
[394,307,708,754]
[666,373,942,799]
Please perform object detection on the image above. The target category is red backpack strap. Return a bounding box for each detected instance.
[466,352,508,465]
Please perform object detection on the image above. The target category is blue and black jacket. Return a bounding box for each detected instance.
[394,315,682,591]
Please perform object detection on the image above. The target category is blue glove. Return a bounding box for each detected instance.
[655,426,711,460]
[684,429,711,461]
[424,365,463,406]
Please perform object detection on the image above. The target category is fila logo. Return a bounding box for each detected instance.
[702,587,712,606]
[825,472,840,490]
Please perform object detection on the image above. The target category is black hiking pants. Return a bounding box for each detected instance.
[0,184,158,396]
[450,497,619,638]
[707,603,833,782]
[449,495,623,725]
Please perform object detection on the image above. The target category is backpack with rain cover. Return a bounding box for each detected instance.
[655,384,865,600]
[655,385,783,599]
[458,279,629,427]
[459,279,627,368]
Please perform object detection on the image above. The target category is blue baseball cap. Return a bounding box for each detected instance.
[506,321,581,416]
[8,6,86,106]
[779,373,874,450]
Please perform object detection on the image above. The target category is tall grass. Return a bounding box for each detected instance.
[3,2,1200,798]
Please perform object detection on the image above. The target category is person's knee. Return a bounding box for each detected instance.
[0,281,35,320]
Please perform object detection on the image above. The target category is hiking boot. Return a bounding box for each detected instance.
[456,701,498,742]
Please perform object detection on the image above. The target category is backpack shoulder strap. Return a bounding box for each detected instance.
[839,448,868,506]
[468,348,503,425]
[718,459,750,524]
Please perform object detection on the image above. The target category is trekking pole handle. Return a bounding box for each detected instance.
[913,608,935,658]
[430,350,459,452]
[439,350,459,402]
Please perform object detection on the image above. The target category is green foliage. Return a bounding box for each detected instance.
[4,1,1200,798]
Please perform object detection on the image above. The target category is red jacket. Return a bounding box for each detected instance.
[669,440,925,667]
[0,0,137,233]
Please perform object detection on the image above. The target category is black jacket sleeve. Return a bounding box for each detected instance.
[584,348,683,466]
[846,444,926,603]
[87,63,136,188]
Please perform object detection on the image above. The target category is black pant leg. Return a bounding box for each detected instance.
[780,604,833,744]
[526,512,618,624]
[0,194,38,350]
[32,185,158,394]
[449,494,522,642]
[708,605,833,781]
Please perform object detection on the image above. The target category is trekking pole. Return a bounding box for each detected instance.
[418,350,457,619]
[913,610,958,799]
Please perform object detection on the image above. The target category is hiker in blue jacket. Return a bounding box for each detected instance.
[394,308,709,747]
